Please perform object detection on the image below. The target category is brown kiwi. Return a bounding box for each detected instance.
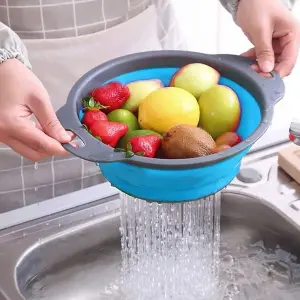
[161,124,216,159]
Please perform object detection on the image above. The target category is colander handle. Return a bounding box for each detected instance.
[215,54,285,104]
[56,105,127,163]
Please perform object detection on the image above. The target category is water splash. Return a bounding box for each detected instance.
[120,193,221,300]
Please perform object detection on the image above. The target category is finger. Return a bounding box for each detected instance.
[251,27,275,73]
[28,95,71,143]
[241,42,283,62]
[68,131,76,140]
[274,33,299,77]
[34,120,76,141]
[241,48,256,59]
[34,121,76,142]
[250,64,260,72]
[7,138,48,162]
[12,122,69,157]
[33,120,43,131]
[241,49,273,76]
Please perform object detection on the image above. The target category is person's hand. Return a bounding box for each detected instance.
[236,0,300,77]
[0,58,72,161]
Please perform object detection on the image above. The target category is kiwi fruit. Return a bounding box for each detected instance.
[161,124,216,159]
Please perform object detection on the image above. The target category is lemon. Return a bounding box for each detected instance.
[138,87,200,134]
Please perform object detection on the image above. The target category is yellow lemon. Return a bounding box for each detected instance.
[138,87,200,134]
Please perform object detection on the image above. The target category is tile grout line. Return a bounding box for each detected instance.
[39,0,46,39]
[0,173,104,195]
[72,0,78,37]
[51,156,55,198]
[5,0,10,27]
[126,0,131,20]
[2,0,99,9]
[0,1,147,9]
[20,156,26,207]
[13,16,118,34]
[81,159,84,189]
[101,0,107,30]
[0,157,80,173]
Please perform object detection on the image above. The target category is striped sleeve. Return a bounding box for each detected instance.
[219,0,298,19]
[0,22,31,69]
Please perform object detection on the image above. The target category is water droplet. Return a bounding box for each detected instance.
[222,254,234,266]
[227,283,240,294]
[34,162,39,170]
[34,187,38,191]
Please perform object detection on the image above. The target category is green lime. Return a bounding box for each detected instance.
[107,109,140,132]
[117,129,162,149]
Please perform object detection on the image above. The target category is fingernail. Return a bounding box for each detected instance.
[67,131,76,139]
[260,61,274,73]
[60,131,71,141]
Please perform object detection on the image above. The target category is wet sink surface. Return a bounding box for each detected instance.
[2,191,298,300]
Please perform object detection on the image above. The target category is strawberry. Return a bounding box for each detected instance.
[82,96,108,111]
[90,82,130,113]
[126,134,162,158]
[89,121,128,147]
[82,110,108,128]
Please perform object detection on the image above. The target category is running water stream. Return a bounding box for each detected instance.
[120,193,221,300]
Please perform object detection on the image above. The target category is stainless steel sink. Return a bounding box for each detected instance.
[0,189,300,300]
[1,142,300,300]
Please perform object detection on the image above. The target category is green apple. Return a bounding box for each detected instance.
[170,63,220,98]
[107,109,140,132]
[122,79,163,113]
[198,85,241,139]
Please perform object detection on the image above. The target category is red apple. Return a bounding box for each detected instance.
[215,132,242,147]
[212,144,231,154]
[170,63,220,98]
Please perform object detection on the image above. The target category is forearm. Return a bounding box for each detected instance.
[220,0,298,19]
[0,22,31,69]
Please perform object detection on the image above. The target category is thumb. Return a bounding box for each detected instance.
[252,31,275,73]
[29,96,71,143]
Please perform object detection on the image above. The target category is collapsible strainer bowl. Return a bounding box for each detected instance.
[56,51,285,202]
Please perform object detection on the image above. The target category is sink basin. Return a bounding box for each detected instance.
[1,190,300,300]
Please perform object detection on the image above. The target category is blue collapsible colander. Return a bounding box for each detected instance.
[56,51,285,202]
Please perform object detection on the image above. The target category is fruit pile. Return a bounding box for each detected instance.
[81,63,242,159]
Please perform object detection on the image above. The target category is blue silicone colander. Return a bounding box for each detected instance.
[56,51,285,202]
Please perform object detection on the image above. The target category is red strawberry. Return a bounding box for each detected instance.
[91,82,130,113]
[127,135,162,158]
[82,96,107,111]
[89,121,128,147]
[82,110,108,128]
